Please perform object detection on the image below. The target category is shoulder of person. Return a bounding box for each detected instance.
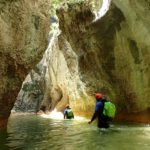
[96,101,104,106]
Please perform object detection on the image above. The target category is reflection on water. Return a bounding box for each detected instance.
[0,114,150,150]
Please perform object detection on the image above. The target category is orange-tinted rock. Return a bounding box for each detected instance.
[0,117,8,130]
[116,110,150,124]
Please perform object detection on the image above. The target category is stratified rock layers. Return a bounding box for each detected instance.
[0,0,50,129]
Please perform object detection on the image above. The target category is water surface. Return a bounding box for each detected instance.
[0,114,150,150]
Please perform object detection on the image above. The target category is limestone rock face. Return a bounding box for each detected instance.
[14,26,91,114]
[13,0,150,123]
[56,0,150,122]
[13,64,46,113]
[0,0,50,129]
[40,28,88,113]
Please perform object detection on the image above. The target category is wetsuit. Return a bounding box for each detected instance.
[64,108,74,119]
[90,99,110,128]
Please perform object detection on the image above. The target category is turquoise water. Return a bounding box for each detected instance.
[0,114,150,150]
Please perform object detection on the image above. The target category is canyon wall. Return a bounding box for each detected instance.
[56,0,150,122]
[0,0,50,129]
[14,0,150,123]
[14,26,90,114]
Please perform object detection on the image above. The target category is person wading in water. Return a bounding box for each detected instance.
[64,104,74,119]
[88,93,113,128]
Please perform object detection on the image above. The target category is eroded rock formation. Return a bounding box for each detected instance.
[14,0,150,123]
[13,65,46,113]
[0,0,50,129]
[14,23,93,115]
[41,29,88,113]
[56,0,150,122]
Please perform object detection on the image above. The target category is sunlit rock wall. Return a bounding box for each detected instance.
[40,28,89,113]
[0,0,50,129]
[14,26,91,114]
[56,0,150,122]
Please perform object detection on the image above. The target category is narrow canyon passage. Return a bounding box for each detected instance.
[0,0,150,149]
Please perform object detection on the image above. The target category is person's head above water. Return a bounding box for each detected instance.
[65,104,70,109]
[95,93,103,100]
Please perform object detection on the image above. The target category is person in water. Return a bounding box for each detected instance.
[64,104,74,119]
[88,93,110,128]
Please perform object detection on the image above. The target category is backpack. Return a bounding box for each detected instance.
[67,109,74,117]
[103,101,116,118]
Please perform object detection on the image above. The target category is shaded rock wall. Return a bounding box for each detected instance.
[0,0,50,129]
[113,0,150,112]
[13,64,46,113]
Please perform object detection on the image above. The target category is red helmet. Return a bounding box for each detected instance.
[95,93,103,100]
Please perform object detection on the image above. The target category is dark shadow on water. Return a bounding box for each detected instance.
[0,131,12,150]
[0,130,24,150]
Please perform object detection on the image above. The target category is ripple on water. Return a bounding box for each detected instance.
[1,115,150,150]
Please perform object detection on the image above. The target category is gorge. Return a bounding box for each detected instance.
[0,0,150,130]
